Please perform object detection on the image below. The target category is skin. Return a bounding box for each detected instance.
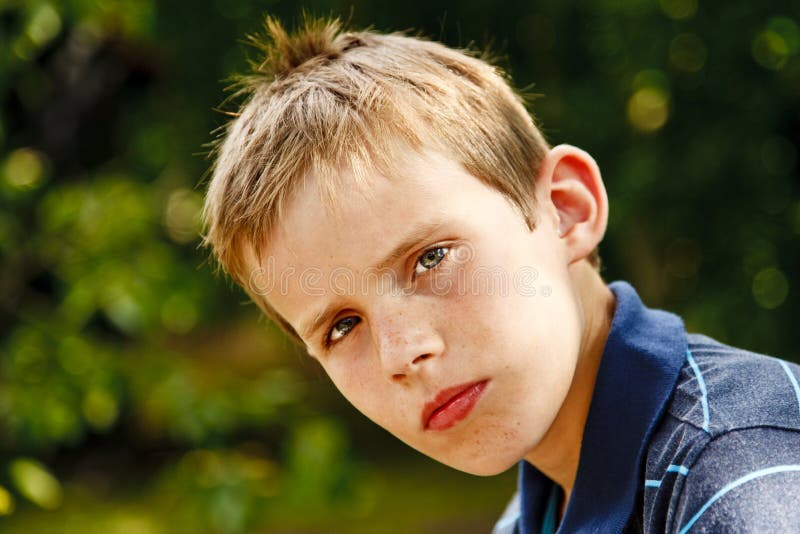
[246,143,615,520]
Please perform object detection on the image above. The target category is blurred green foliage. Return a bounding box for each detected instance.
[0,0,798,532]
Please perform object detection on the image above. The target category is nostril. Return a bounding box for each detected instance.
[412,353,432,365]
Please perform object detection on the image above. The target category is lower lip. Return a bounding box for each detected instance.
[426,380,488,431]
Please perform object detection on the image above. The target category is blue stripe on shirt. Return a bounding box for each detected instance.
[686,349,710,432]
[779,360,800,419]
[678,464,800,534]
[644,464,690,489]
[667,464,690,475]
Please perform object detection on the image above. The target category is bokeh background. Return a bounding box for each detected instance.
[1,0,799,532]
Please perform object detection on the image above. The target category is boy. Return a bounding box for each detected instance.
[201,15,800,533]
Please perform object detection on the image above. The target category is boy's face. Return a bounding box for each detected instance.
[249,147,584,476]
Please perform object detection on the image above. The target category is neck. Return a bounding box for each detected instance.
[523,261,616,513]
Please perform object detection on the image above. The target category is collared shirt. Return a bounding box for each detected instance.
[493,280,800,533]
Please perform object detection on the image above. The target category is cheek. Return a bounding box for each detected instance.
[328,368,419,442]
[432,282,494,358]
[325,358,373,408]
[445,263,581,385]
[323,355,405,428]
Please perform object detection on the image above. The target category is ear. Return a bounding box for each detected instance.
[536,144,608,265]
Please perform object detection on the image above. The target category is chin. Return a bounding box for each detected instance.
[441,451,523,477]
[422,425,541,476]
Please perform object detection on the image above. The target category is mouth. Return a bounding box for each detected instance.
[422,379,489,431]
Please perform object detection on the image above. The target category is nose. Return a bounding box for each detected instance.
[371,301,445,382]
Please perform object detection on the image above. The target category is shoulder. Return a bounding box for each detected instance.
[643,334,800,532]
[669,333,800,435]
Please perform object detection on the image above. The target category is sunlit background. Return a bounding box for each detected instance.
[1,0,799,532]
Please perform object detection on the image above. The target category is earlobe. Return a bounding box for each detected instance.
[539,145,609,264]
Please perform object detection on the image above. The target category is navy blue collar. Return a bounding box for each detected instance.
[518,280,688,533]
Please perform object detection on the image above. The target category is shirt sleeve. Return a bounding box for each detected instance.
[670,426,800,533]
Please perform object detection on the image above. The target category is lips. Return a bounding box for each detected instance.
[422,380,488,431]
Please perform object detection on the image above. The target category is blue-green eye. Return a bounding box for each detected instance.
[414,246,449,275]
[327,316,361,345]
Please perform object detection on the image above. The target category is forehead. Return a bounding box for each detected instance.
[271,147,496,263]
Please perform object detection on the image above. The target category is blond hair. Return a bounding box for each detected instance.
[202,15,600,341]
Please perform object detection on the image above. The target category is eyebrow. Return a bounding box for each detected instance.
[299,219,446,343]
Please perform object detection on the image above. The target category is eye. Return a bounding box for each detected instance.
[414,246,450,276]
[326,316,361,346]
